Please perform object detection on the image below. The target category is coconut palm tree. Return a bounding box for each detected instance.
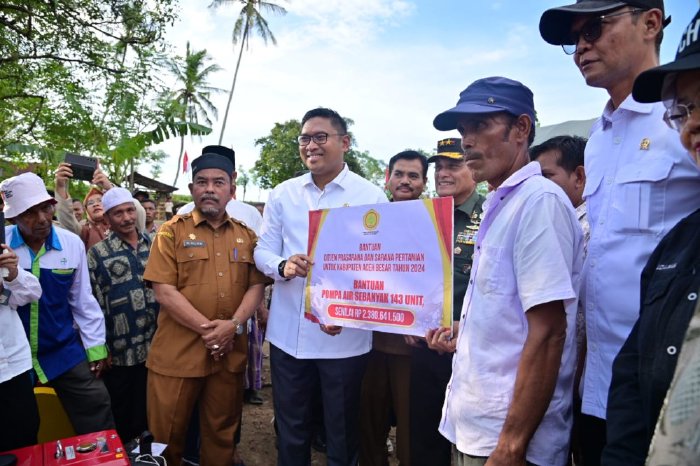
[165,41,224,186]
[210,0,287,144]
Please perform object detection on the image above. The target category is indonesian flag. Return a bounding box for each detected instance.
[182,151,189,174]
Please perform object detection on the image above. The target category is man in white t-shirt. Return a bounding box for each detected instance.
[432,77,583,466]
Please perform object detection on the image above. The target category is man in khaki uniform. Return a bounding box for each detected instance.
[144,153,268,466]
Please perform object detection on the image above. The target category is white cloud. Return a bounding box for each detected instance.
[151,0,615,198]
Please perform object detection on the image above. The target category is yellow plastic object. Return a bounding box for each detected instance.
[34,387,76,442]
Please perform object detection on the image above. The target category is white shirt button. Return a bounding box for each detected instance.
[667,346,677,355]
[688,293,697,301]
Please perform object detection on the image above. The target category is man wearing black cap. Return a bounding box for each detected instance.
[433,77,583,466]
[603,9,700,465]
[178,145,263,233]
[406,138,484,466]
[176,145,263,466]
[539,3,700,464]
[143,153,269,465]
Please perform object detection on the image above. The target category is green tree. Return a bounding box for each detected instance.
[252,118,386,189]
[236,165,251,200]
[346,150,386,186]
[209,0,287,144]
[165,41,224,187]
[0,0,177,166]
[252,119,304,189]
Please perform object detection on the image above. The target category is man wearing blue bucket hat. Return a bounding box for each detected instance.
[432,77,583,466]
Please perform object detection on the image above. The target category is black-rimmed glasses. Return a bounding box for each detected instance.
[297,133,345,146]
[562,9,644,55]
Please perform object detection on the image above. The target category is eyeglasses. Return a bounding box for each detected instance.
[297,133,345,146]
[663,97,699,132]
[562,9,644,55]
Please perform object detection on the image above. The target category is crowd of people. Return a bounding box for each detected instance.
[1,0,699,465]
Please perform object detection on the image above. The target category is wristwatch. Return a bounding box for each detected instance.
[231,317,245,335]
[278,260,287,278]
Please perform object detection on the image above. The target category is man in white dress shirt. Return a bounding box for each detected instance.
[0,241,42,452]
[539,2,700,463]
[433,76,583,466]
[254,107,387,466]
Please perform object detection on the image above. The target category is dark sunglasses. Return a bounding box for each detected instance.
[562,9,644,55]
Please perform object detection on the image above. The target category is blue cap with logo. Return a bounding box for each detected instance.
[433,77,536,131]
[633,8,700,103]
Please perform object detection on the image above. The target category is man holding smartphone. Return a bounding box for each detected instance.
[54,159,145,250]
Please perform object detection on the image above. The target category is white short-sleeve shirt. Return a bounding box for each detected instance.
[440,162,583,466]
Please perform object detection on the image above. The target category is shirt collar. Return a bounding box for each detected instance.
[10,224,63,251]
[483,161,541,211]
[191,205,235,228]
[575,202,587,221]
[456,190,482,215]
[106,230,150,248]
[302,163,350,190]
[601,93,654,125]
[498,161,541,192]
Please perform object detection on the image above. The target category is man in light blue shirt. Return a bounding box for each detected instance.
[539,1,700,464]
[254,107,387,466]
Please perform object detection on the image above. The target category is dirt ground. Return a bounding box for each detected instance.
[237,342,399,466]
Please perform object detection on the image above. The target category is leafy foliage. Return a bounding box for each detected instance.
[0,0,186,186]
[165,41,224,186]
[252,119,305,189]
[236,165,251,200]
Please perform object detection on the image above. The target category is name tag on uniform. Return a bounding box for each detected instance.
[184,240,206,248]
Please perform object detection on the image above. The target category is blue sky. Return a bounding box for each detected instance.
[155,0,697,198]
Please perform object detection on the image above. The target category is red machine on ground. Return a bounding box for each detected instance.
[0,430,129,466]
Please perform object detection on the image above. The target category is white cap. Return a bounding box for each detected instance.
[0,173,56,219]
[101,187,136,213]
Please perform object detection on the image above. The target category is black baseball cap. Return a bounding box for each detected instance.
[427,138,464,163]
[540,0,668,46]
[633,9,700,102]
